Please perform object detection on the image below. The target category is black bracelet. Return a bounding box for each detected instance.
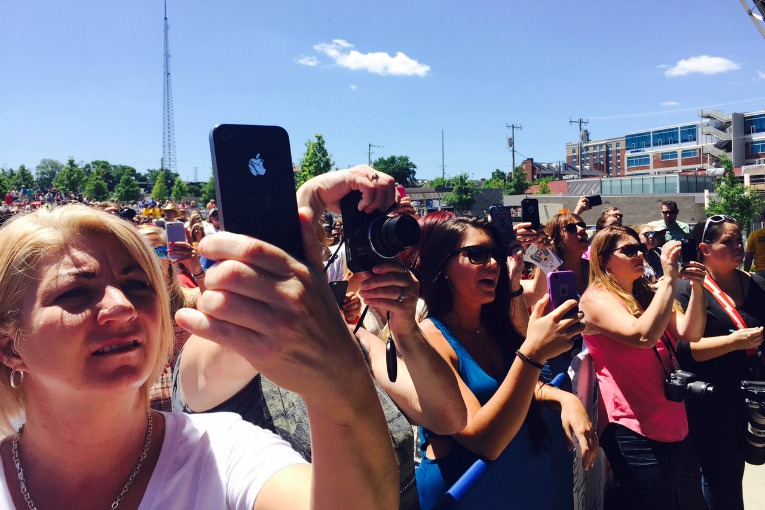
[515,350,544,370]
[509,286,524,298]
[192,270,205,278]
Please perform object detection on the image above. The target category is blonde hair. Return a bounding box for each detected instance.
[0,205,174,436]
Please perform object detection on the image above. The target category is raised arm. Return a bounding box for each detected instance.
[421,297,585,460]
[175,228,398,510]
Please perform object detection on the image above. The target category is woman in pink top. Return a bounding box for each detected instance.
[579,226,707,510]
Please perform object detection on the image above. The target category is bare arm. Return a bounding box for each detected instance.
[667,261,707,343]
[688,327,765,362]
[421,297,585,460]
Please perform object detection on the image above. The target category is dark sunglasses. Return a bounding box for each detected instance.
[642,232,656,239]
[154,246,168,259]
[449,245,507,265]
[701,214,736,244]
[615,243,645,258]
[564,222,587,234]
[661,210,678,215]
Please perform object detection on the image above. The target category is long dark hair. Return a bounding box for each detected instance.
[417,217,521,349]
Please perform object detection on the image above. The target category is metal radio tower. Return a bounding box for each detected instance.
[161,0,177,173]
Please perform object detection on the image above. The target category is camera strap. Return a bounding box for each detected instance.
[652,331,679,382]
[323,240,345,274]
[703,273,759,357]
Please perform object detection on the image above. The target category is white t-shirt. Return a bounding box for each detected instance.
[0,412,307,510]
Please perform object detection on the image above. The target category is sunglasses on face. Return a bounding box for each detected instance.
[642,232,656,239]
[564,222,587,234]
[701,214,736,244]
[154,246,168,259]
[661,210,678,215]
[615,243,645,258]
[449,245,507,265]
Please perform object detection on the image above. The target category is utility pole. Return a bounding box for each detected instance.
[569,118,589,179]
[367,143,383,166]
[506,123,522,172]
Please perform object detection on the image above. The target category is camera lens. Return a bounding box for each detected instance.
[221,130,232,142]
[369,215,421,258]
[686,381,715,403]
[744,401,765,465]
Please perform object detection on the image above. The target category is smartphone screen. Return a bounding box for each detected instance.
[488,205,516,248]
[210,124,304,261]
[328,280,349,308]
[680,238,697,264]
[521,198,541,230]
[547,270,579,314]
[586,194,602,207]
[165,222,186,261]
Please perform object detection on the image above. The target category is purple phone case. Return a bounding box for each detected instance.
[547,270,579,312]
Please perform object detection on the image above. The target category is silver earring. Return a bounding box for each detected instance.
[10,369,23,389]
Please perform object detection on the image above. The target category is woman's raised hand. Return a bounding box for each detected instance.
[522,295,585,363]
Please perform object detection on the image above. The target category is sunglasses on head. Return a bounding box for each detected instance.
[615,243,645,258]
[564,222,587,234]
[701,215,736,243]
[449,245,507,265]
[154,246,168,259]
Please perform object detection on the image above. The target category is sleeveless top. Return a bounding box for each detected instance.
[172,345,420,510]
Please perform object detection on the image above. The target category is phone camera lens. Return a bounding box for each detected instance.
[221,130,232,142]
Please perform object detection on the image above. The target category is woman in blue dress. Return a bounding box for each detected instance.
[413,217,597,509]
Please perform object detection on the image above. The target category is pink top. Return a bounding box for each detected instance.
[583,328,688,442]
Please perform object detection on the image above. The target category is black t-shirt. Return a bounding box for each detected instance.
[675,273,765,393]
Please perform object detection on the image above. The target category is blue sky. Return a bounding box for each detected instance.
[2,1,764,183]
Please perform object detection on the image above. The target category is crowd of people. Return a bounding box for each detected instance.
[0,169,763,509]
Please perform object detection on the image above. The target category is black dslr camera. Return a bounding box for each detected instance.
[741,380,765,465]
[340,190,421,273]
[664,369,715,403]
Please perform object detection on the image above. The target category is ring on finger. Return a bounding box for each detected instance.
[397,287,405,302]
[370,172,380,182]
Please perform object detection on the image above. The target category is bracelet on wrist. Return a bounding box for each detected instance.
[515,350,544,370]
[192,270,205,278]
[509,286,524,298]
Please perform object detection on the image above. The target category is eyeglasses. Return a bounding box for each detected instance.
[701,215,736,243]
[449,245,507,265]
[661,210,678,215]
[615,243,645,258]
[154,246,168,259]
[563,222,587,234]
[642,232,656,239]
[608,213,624,219]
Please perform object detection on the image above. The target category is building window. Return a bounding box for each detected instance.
[627,155,650,168]
[751,141,765,154]
[745,114,765,134]
[626,132,651,150]
[652,127,679,147]
[681,149,698,158]
[680,125,697,143]
[661,151,678,161]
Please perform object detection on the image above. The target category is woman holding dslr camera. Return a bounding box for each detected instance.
[674,215,765,510]
[580,226,707,510]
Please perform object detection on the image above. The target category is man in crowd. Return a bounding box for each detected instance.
[745,211,765,276]
[654,200,689,241]
[204,207,221,236]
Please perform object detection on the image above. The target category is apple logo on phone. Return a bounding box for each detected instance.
[249,154,266,176]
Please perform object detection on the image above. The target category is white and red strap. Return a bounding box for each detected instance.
[703,274,754,355]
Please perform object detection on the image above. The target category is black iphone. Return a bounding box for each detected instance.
[488,205,516,248]
[210,124,304,261]
[521,198,541,230]
[680,238,697,264]
[586,194,602,207]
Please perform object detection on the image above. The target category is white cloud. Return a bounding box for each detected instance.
[665,55,740,77]
[758,71,765,80]
[350,84,358,91]
[296,56,319,67]
[312,39,430,77]
[656,64,669,69]
[660,101,680,107]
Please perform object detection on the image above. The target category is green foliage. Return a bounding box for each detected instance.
[296,134,335,188]
[0,172,9,197]
[152,177,169,204]
[202,175,217,202]
[114,173,142,202]
[35,159,64,190]
[52,158,86,193]
[536,181,551,194]
[372,155,418,187]
[706,153,764,231]
[443,173,478,212]
[172,177,189,201]
[482,169,506,190]
[10,164,36,190]
[84,173,111,201]
[186,182,202,198]
[506,167,530,195]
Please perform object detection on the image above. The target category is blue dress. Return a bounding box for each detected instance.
[416,317,574,510]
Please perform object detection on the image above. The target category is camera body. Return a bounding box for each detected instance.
[664,369,715,403]
[742,380,765,465]
[340,190,421,273]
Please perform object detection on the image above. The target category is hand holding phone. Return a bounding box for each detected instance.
[521,198,541,230]
[680,238,697,264]
[489,205,516,248]
[547,270,579,315]
[165,222,186,261]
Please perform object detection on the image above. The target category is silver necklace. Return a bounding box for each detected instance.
[11,411,154,510]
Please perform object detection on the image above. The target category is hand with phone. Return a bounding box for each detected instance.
[521,295,586,367]
[342,291,362,323]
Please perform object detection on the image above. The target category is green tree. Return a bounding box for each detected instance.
[10,164,36,190]
[84,172,111,201]
[35,159,64,190]
[428,176,454,188]
[0,171,9,198]
[482,169,506,190]
[372,155,417,187]
[707,153,764,232]
[52,158,86,193]
[533,176,554,195]
[115,173,143,202]
[443,173,478,213]
[296,134,335,188]
[152,177,169,204]
[172,177,189,201]
[506,168,531,195]
[202,175,217,203]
